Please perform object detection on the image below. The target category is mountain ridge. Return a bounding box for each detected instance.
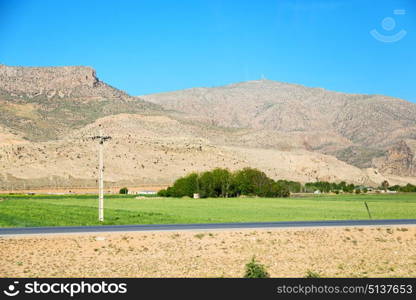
[0,64,415,189]
[0,64,163,141]
[141,79,416,172]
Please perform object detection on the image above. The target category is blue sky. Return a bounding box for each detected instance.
[0,0,415,101]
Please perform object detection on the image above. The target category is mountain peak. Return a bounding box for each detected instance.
[0,64,99,95]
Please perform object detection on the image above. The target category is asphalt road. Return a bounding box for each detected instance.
[1,219,416,235]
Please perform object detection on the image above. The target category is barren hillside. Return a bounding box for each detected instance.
[1,113,415,190]
[0,65,415,189]
[142,80,416,169]
[0,64,161,141]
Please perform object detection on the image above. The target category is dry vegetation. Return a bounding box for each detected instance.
[1,226,416,278]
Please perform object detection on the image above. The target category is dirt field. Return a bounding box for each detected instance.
[1,226,416,277]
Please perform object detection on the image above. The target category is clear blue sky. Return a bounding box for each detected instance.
[0,0,415,101]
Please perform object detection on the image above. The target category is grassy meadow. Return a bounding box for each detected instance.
[0,193,415,227]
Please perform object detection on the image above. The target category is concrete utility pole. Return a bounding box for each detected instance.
[91,126,112,222]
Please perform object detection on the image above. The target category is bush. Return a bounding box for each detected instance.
[276,180,301,193]
[119,187,128,194]
[157,189,168,197]
[399,183,416,193]
[244,257,270,278]
[262,182,290,198]
[305,270,321,278]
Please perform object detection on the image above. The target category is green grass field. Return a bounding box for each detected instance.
[0,193,415,227]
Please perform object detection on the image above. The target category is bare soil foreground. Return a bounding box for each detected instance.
[1,226,416,277]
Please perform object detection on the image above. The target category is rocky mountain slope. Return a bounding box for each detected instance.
[0,64,161,141]
[141,80,416,169]
[376,140,416,177]
[0,64,415,189]
[2,113,414,190]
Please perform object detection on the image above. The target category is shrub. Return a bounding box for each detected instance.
[119,187,128,194]
[400,183,416,192]
[305,270,321,278]
[157,189,168,197]
[276,180,301,193]
[262,182,290,198]
[244,257,270,278]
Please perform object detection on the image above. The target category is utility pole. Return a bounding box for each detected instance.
[91,126,111,222]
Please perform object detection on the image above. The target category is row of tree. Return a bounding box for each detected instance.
[158,168,293,198]
[304,181,361,193]
[157,168,416,198]
[388,183,416,193]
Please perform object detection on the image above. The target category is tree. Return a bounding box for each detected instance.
[276,180,301,193]
[233,168,271,196]
[199,171,215,198]
[160,168,295,198]
[211,168,233,197]
[157,189,168,197]
[169,173,199,197]
[381,180,389,192]
[344,184,355,193]
[119,187,128,194]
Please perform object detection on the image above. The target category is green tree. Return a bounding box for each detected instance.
[211,168,233,197]
[199,171,215,198]
[233,168,271,196]
[119,187,128,194]
[170,173,199,197]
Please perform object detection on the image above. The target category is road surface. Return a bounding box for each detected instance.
[1,219,416,236]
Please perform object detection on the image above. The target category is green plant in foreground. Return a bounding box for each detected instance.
[244,257,270,278]
[305,270,321,278]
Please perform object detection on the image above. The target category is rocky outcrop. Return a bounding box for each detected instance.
[378,141,415,176]
[0,64,161,141]
[0,64,99,96]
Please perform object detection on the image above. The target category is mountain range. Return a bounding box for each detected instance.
[0,64,415,190]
